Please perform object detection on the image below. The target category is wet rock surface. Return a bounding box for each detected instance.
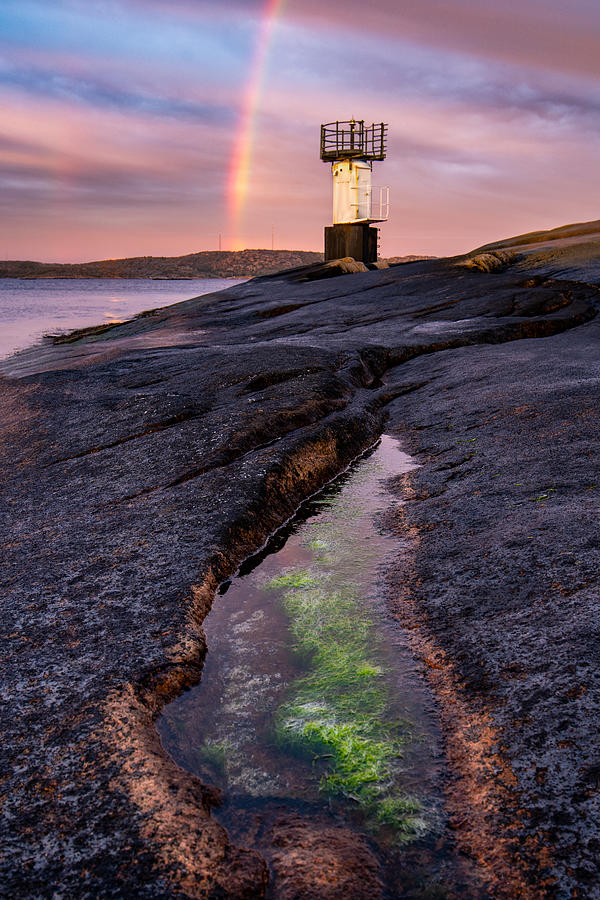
[383,321,600,898]
[1,223,599,897]
[220,801,385,900]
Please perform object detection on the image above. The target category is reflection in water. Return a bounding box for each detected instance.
[158,437,479,895]
[105,294,128,322]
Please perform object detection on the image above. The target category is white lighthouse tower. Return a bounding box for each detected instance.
[320,120,389,263]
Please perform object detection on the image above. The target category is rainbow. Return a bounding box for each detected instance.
[227,0,287,250]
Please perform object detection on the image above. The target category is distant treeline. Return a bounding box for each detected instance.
[0,249,324,279]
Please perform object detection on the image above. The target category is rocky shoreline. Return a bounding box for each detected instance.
[1,222,599,897]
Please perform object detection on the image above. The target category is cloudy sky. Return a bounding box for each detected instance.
[1,0,599,261]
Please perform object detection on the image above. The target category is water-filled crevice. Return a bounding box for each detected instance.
[156,436,478,898]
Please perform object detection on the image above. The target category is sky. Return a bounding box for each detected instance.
[1,0,600,261]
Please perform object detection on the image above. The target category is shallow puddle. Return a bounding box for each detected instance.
[158,436,477,897]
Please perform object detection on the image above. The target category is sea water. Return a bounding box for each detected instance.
[0,277,246,360]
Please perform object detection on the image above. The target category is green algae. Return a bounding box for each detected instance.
[158,437,432,851]
[195,739,228,777]
[267,571,318,590]
[264,470,425,840]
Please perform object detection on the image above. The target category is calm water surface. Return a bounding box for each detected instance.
[0,277,246,360]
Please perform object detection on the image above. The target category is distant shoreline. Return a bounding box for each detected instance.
[0,275,235,280]
[0,254,434,280]
[0,249,324,281]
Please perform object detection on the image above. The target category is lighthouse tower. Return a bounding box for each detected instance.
[320,120,389,264]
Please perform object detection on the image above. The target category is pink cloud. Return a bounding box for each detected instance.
[120,0,600,80]
[3,0,600,261]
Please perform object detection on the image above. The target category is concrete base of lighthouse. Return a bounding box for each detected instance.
[324,224,378,264]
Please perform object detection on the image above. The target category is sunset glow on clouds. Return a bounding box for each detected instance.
[1,0,599,260]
